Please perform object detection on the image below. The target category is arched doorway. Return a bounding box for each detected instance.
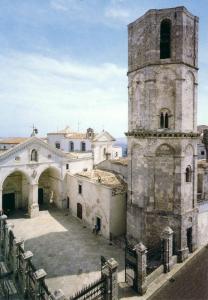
[2,171,30,215]
[38,167,61,209]
[77,203,82,219]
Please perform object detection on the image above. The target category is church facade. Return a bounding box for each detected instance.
[126,7,199,261]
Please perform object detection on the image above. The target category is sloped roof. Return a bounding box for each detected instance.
[93,130,115,142]
[0,137,29,144]
[76,169,126,190]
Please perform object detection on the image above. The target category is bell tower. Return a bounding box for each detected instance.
[126,6,199,261]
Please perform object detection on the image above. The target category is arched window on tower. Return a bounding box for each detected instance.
[31,149,38,162]
[159,109,170,129]
[185,166,192,183]
[165,113,169,128]
[160,113,164,128]
[160,19,171,59]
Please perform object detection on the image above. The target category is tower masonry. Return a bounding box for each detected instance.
[126,6,199,262]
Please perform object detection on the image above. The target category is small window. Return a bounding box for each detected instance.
[55,142,60,149]
[69,141,74,152]
[66,164,69,170]
[31,149,38,162]
[81,142,86,152]
[201,151,205,156]
[78,184,82,194]
[185,166,192,183]
[160,109,170,129]
[160,19,171,59]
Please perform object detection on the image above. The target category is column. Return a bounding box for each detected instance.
[29,184,39,218]
[135,242,147,295]
[161,226,176,272]
[12,238,24,278]
[0,189,2,211]
[22,251,33,296]
[101,258,119,300]
[34,269,47,300]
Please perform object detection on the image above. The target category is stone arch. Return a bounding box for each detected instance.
[156,143,175,156]
[0,168,31,190]
[155,143,175,211]
[37,166,62,208]
[1,169,31,214]
[185,144,194,156]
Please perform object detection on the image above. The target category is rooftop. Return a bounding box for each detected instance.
[76,169,126,189]
[110,158,128,166]
[0,137,29,144]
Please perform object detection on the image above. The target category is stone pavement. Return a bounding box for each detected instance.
[10,208,125,298]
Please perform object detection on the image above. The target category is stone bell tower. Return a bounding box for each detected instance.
[126,6,199,261]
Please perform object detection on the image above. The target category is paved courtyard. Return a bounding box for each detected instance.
[9,208,125,298]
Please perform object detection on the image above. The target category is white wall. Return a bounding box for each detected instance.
[66,174,126,239]
[47,134,91,152]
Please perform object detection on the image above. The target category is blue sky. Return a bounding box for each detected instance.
[0,0,207,137]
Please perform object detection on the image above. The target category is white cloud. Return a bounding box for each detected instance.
[105,7,130,21]
[0,51,127,137]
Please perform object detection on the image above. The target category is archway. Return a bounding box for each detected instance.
[2,171,30,214]
[38,167,62,209]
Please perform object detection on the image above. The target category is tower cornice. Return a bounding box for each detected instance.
[125,130,200,139]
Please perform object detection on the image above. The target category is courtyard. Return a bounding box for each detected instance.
[9,208,125,298]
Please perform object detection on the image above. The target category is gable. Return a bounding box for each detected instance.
[0,137,65,166]
[93,131,115,143]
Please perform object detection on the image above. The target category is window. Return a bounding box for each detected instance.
[69,141,74,152]
[78,184,82,194]
[31,149,38,162]
[160,109,170,129]
[160,19,171,59]
[185,166,192,183]
[55,142,60,149]
[81,142,86,152]
[66,164,69,170]
[201,151,205,156]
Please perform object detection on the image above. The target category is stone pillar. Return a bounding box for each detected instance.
[161,226,175,273]
[0,213,7,245]
[33,269,47,300]
[0,189,2,211]
[101,258,119,300]
[4,223,14,262]
[12,238,24,277]
[22,251,33,296]
[135,242,147,295]
[29,184,39,218]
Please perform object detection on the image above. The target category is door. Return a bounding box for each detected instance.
[77,203,82,219]
[187,227,192,253]
[96,217,101,231]
[3,193,15,213]
[38,188,44,205]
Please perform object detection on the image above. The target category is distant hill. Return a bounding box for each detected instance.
[114,137,127,157]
